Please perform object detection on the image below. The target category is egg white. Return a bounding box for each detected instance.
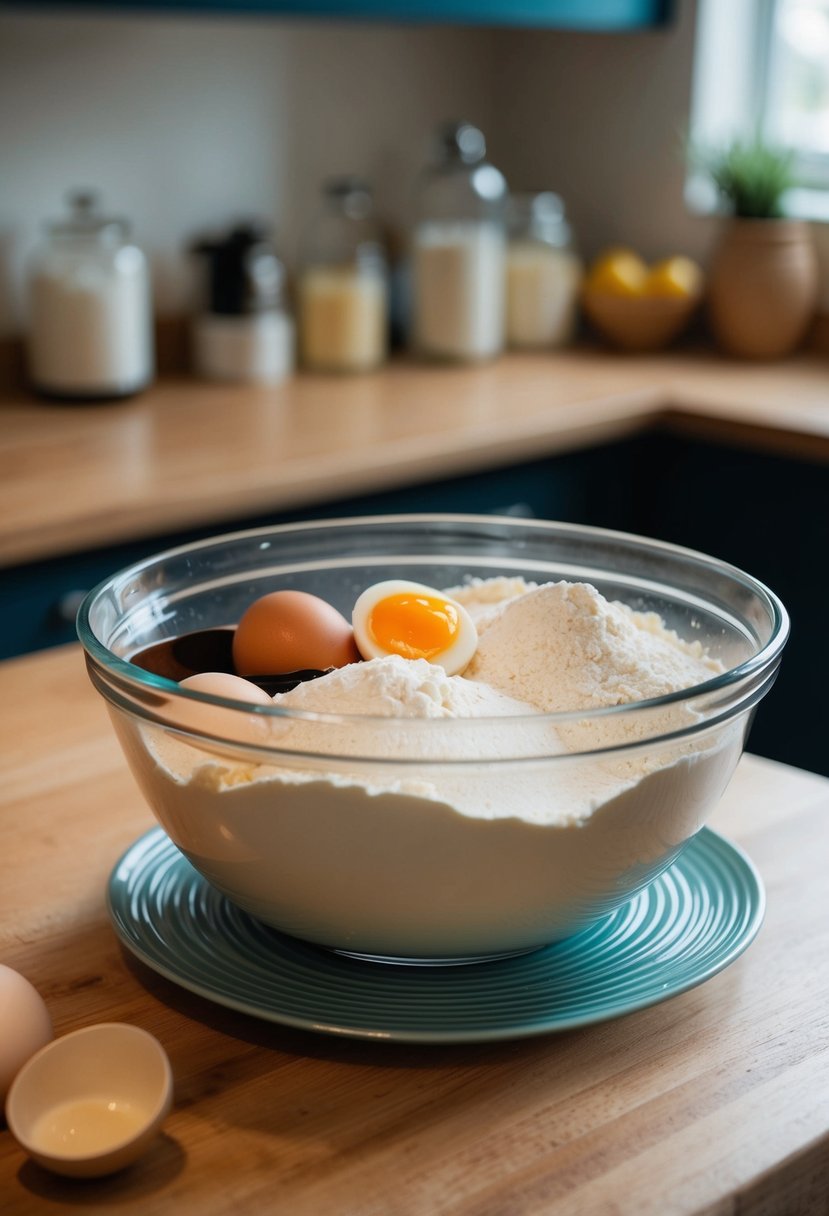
[352,579,478,675]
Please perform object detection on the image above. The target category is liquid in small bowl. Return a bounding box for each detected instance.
[6,1023,173,1178]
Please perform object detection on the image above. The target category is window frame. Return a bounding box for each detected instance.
[688,0,829,222]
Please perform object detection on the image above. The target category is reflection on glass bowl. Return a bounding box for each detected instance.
[78,515,787,962]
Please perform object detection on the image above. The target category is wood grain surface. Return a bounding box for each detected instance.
[1,644,828,1215]
[2,350,828,567]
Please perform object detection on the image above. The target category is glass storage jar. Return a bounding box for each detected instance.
[410,121,508,362]
[298,178,388,373]
[26,191,154,400]
[506,192,583,350]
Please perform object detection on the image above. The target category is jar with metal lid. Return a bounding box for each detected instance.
[191,222,294,383]
[26,191,154,400]
[506,192,583,350]
[410,121,508,362]
[298,178,388,373]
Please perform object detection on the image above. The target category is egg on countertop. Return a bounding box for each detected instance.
[0,964,53,1106]
[233,591,360,677]
[352,580,478,675]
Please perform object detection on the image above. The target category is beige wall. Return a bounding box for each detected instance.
[492,0,829,307]
[493,2,716,265]
[1,4,827,334]
[0,11,495,331]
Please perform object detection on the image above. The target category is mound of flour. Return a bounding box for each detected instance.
[466,580,722,713]
[274,653,535,719]
[266,653,564,762]
[445,576,538,633]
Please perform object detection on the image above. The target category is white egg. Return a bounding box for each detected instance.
[0,964,53,1105]
[352,580,478,675]
[174,672,273,749]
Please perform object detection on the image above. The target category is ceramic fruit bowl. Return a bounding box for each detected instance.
[581,287,701,352]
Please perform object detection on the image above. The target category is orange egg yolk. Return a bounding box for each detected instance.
[368,593,459,661]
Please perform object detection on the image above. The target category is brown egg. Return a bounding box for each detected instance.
[233,590,360,677]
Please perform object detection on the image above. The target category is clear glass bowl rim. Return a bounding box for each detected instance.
[77,512,790,736]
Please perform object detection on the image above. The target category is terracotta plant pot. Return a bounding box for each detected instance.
[707,219,818,359]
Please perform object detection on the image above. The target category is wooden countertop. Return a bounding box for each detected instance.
[1,643,828,1214]
[2,349,828,568]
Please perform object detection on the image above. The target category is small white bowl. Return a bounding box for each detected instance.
[5,1023,173,1178]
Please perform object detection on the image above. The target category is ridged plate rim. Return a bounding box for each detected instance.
[107,827,764,1043]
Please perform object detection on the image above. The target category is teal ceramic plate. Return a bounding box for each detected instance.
[108,827,764,1043]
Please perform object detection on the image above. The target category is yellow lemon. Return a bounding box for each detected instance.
[645,256,703,299]
[586,248,649,296]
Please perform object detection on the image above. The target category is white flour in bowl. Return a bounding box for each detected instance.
[123,577,743,955]
[466,580,722,711]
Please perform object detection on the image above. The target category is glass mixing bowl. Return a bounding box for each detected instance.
[78,515,788,962]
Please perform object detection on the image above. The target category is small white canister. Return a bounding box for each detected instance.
[191,222,295,384]
[26,192,154,401]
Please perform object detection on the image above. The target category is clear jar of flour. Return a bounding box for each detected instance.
[506,193,583,350]
[411,122,507,363]
[298,178,388,373]
[26,192,154,400]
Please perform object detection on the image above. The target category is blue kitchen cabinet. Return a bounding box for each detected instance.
[623,431,829,780]
[4,431,823,776]
[2,0,673,28]
[1,440,636,662]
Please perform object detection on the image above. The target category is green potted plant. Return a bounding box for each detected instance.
[699,138,818,359]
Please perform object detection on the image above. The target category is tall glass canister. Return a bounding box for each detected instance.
[26,191,154,400]
[410,122,507,362]
[506,192,583,350]
[298,178,388,373]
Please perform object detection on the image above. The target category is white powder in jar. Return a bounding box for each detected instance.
[411,220,505,361]
[506,240,582,349]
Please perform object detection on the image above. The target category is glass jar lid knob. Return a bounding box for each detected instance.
[434,121,487,166]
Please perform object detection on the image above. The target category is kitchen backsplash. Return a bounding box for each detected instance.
[2,4,828,346]
[0,11,496,333]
